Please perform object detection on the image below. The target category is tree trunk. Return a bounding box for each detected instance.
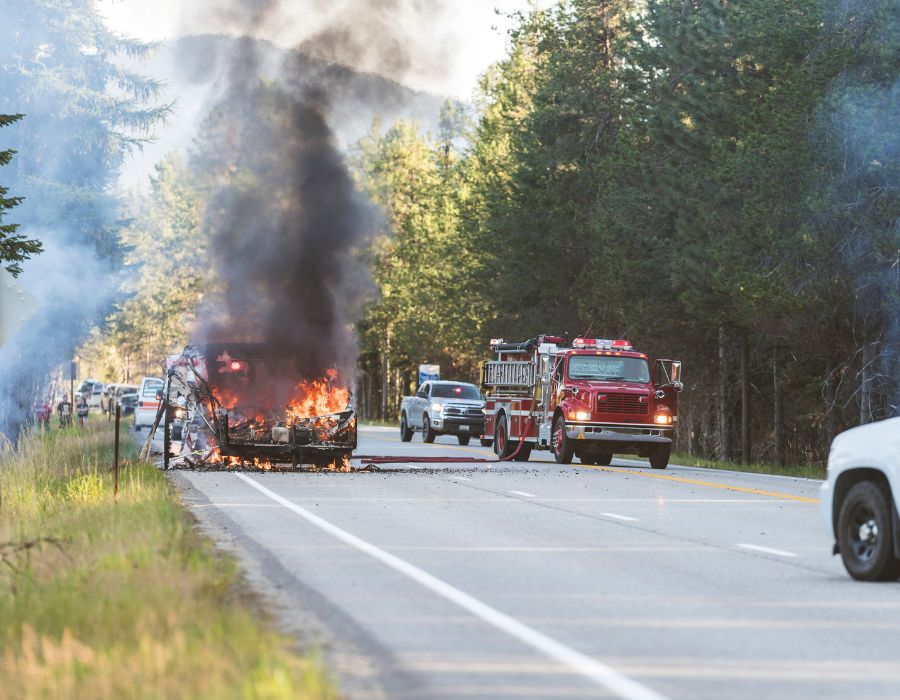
[824,366,837,454]
[717,325,731,461]
[773,344,785,468]
[381,353,388,422]
[740,334,751,464]
[860,342,873,425]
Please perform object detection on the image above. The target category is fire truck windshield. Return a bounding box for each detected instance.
[567,356,650,383]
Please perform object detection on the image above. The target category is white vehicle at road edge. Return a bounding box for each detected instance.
[821,417,900,580]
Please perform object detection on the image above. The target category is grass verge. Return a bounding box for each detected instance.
[670,451,825,480]
[0,422,336,700]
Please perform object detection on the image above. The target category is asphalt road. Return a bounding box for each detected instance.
[159,426,900,700]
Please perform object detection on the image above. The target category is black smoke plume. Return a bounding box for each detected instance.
[189,38,379,410]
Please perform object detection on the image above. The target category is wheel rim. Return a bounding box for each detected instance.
[848,503,881,562]
[552,422,563,455]
[497,423,505,453]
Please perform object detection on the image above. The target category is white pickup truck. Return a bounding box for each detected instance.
[821,417,900,580]
[399,380,486,446]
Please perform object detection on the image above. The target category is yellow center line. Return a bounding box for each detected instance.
[580,465,819,504]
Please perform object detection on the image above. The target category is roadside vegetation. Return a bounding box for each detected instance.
[0,423,335,700]
[669,452,825,481]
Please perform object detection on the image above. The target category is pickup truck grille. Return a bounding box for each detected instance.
[597,393,649,415]
[443,405,484,419]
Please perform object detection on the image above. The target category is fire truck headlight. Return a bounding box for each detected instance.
[431,402,443,413]
[568,410,591,421]
[654,414,672,425]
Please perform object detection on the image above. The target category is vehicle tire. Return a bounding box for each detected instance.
[551,415,574,464]
[400,413,413,442]
[837,480,900,581]
[457,434,471,446]
[649,445,670,470]
[494,414,516,460]
[134,422,140,432]
[480,438,493,448]
[422,414,436,444]
[513,445,532,462]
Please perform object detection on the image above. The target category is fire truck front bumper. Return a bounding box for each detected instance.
[564,423,673,445]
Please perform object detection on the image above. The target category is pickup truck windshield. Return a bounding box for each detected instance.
[568,356,650,383]
[431,384,481,400]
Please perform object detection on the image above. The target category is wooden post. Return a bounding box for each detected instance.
[114,405,121,497]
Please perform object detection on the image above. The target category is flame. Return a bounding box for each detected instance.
[286,373,350,423]
[214,386,240,410]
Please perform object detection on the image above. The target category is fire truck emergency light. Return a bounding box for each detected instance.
[572,338,634,351]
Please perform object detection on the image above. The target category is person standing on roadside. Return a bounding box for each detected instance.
[57,395,72,428]
[75,393,89,428]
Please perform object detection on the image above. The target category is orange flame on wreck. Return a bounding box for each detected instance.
[286,369,350,423]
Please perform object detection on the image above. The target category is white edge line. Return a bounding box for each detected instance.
[737,543,798,558]
[510,490,538,498]
[452,476,472,481]
[234,473,668,700]
[600,512,639,522]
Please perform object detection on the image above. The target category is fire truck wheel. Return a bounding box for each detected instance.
[551,415,574,464]
[457,435,471,446]
[494,415,515,460]
[422,414,436,443]
[400,413,414,442]
[650,445,670,469]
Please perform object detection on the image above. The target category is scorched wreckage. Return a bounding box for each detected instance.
[153,344,357,469]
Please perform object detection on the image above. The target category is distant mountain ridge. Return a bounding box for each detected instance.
[120,34,446,189]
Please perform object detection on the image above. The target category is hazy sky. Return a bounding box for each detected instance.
[98,0,547,99]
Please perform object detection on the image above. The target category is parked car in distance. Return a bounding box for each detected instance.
[87,382,105,411]
[119,391,139,417]
[134,377,164,430]
[106,384,138,416]
[76,379,99,400]
[821,417,900,581]
[399,381,486,445]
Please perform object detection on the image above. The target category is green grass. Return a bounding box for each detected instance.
[0,423,336,700]
[670,451,826,480]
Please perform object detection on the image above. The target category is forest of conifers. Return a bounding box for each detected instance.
[5,0,893,466]
[353,0,899,467]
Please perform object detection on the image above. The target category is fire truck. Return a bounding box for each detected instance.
[481,335,683,469]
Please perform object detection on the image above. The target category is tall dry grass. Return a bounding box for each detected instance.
[0,422,335,700]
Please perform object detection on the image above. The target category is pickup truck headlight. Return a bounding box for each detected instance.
[431,402,443,413]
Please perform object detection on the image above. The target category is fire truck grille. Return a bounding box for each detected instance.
[598,393,649,415]
[444,405,485,419]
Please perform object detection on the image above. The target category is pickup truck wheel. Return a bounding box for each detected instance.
[457,434,471,446]
[480,438,493,448]
[400,413,413,442]
[838,481,900,581]
[422,414,436,443]
[649,445,670,470]
[551,415,574,464]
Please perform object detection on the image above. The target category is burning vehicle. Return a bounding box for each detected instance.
[158,343,357,469]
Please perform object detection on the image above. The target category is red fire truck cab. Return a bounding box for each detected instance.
[481,335,683,469]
